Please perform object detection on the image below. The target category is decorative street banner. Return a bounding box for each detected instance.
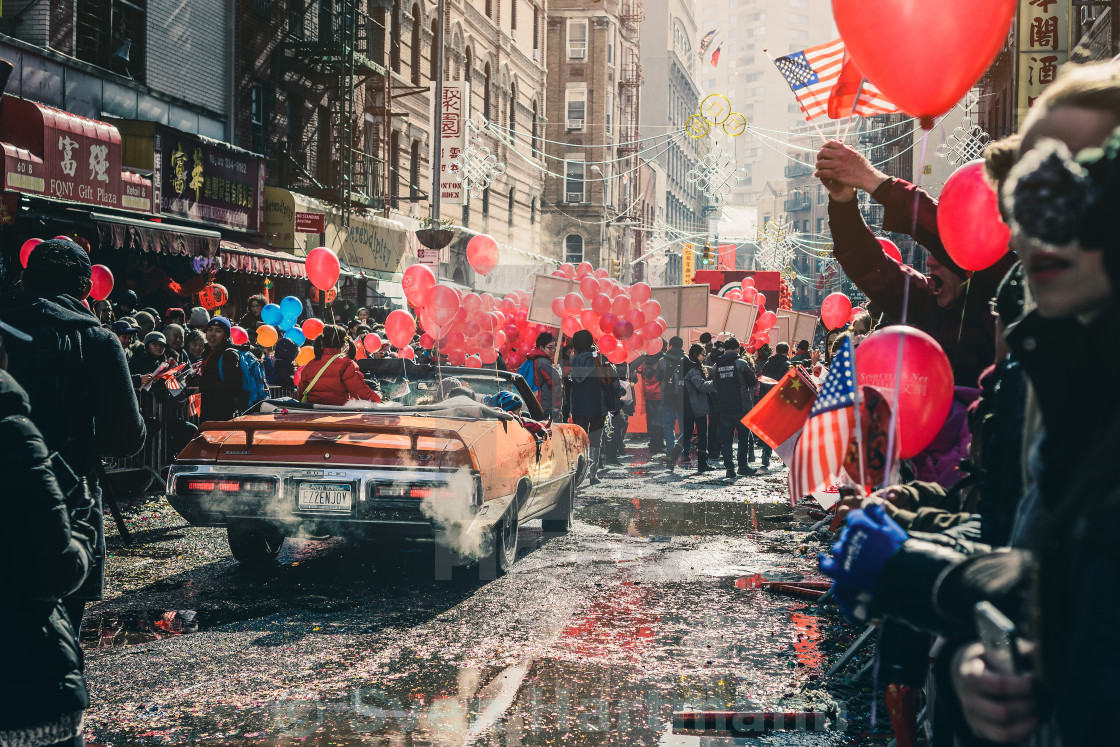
[716,243,736,271]
[682,243,696,284]
[430,81,470,206]
[1017,0,1069,128]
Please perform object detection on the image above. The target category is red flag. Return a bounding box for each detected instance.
[742,367,817,450]
[188,393,202,418]
[826,52,899,119]
[710,45,722,67]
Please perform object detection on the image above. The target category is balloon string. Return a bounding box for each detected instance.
[881,130,930,486]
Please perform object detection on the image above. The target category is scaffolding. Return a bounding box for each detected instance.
[279,0,391,235]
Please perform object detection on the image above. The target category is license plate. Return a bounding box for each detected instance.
[297,482,353,513]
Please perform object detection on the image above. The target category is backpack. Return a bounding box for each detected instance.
[640,358,661,400]
[219,349,270,410]
[517,357,539,393]
[658,354,685,395]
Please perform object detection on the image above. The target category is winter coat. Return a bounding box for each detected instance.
[655,348,687,408]
[269,356,297,390]
[713,350,758,415]
[296,348,381,405]
[198,342,244,421]
[0,292,146,602]
[632,352,664,401]
[758,353,791,383]
[0,370,94,734]
[569,351,609,417]
[128,345,171,380]
[828,178,1017,387]
[526,350,561,409]
[682,358,713,417]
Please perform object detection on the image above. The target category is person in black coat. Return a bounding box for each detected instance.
[755,342,793,469]
[0,344,95,747]
[0,240,146,634]
[196,316,243,421]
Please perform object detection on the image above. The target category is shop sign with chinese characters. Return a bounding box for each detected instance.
[429,81,469,206]
[154,127,265,232]
[1017,0,1069,128]
[0,97,123,209]
[682,243,696,285]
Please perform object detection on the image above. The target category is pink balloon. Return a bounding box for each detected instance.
[502,323,519,342]
[561,316,582,336]
[591,293,612,315]
[654,317,668,335]
[594,268,609,279]
[306,247,341,291]
[480,347,499,364]
[563,292,584,313]
[398,345,415,360]
[465,355,483,368]
[624,334,646,352]
[937,160,1010,271]
[646,338,664,355]
[444,329,466,351]
[742,287,757,303]
[481,293,497,311]
[630,282,651,304]
[879,238,903,264]
[559,263,577,279]
[742,277,756,288]
[493,330,507,349]
[580,309,599,331]
[821,293,853,330]
[476,331,494,349]
[758,310,777,329]
[462,293,482,315]
[623,308,646,328]
[551,298,565,318]
[385,309,418,348]
[754,293,767,307]
[727,289,743,301]
[576,261,594,278]
[611,295,631,316]
[640,300,661,319]
[364,333,384,353]
[598,333,618,353]
[856,327,954,458]
[599,313,619,333]
[580,276,600,298]
[613,319,634,340]
[446,349,466,366]
[461,320,480,339]
[466,234,499,275]
[641,320,661,338]
[230,326,249,346]
[427,284,460,326]
[89,265,114,301]
[19,238,41,268]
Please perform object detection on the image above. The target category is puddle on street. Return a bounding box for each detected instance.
[581,496,799,538]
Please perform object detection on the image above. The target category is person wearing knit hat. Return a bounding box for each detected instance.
[188,306,210,329]
[196,315,242,421]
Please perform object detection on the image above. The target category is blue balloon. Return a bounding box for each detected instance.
[279,317,295,331]
[284,328,306,346]
[261,303,283,326]
[280,296,303,320]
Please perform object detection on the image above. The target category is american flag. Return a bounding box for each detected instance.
[697,29,717,58]
[773,40,898,121]
[789,336,857,501]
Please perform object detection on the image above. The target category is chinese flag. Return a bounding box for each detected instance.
[711,45,722,67]
[742,367,817,450]
[827,52,865,119]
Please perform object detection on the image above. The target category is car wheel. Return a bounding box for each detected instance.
[478,499,519,579]
[227,523,285,566]
[541,477,576,535]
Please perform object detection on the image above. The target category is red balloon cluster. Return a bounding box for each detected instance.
[778,276,793,310]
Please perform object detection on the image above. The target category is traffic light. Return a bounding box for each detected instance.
[609,258,621,277]
[701,244,713,265]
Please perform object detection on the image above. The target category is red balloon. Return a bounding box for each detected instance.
[551,298,565,318]
[630,282,652,304]
[558,263,577,279]
[937,160,1011,271]
[576,261,594,278]
[754,293,767,307]
[465,355,483,368]
[580,276,600,298]
[445,330,466,351]
[493,329,507,349]
[364,333,384,353]
[821,293,853,330]
[742,287,757,303]
[758,310,777,329]
[742,277,755,288]
[646,338,664,355]
[611,294,631,316]
[856,326,954,458]
[302,318,325,340]
[403,263,437,307]
[623,308,646,328]
[19,238,41,268]
[480,347,499,364]
[594,268,609,279]
[306,247,341,291]
[640,300,661,319]
[598,333,618,353]
[654,317,668,335]
[833,0,1016,127]
[612,319,634,340]
[561,316,582,336]
[230,326,249,346]
[599,313,619,334]
[591,293,612,315]
[502,323,519,342]
[418,333,435,349]
[580,309,599,331]
[89,265,114,301]
[477,331,495,348]
[446,349,466,366]
[462,293,482,315]
[727,289,743,301]
[563,292,584,313]
[398,345,415,360]
[879,238,903,264]
[385,309,417,348]
[642,320,661,338]
[606,347,628,364]
[427,284,460,326]
[466,234,499,275]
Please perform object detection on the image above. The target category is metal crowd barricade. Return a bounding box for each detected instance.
[103,386,200,495]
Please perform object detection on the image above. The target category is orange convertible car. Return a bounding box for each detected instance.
[166,361,589,573]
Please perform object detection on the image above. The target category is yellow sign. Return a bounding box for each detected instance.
[682,243,696,284]
[1017,0,1069,128]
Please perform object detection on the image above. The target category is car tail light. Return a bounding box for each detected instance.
[373,484,456,500]
[180,478,275,495]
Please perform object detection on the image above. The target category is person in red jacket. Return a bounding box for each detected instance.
[296,325,381,405]
[815,140,1018,389]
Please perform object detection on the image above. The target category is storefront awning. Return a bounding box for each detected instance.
[218,240,307,280]
[93,212,220,258]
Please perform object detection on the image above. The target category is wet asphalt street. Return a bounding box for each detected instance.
[81,445,884,746]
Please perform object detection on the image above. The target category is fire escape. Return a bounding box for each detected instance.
[617,0,645,278]
[279,0,390,231]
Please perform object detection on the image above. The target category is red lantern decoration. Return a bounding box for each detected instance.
[199,283,229,310]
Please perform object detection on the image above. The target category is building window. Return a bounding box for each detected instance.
[389,130,401,207]
[317,105,333,185]
[565,234,584,264]
[510,0,517,30]
[250,83,267,154]
[411,4,422,84]
[485,0,492,18]
[464,48,472,83]
[607,22,615,65]
[567,19,588,60]
[565,88,586,130]
[484,62,493,120]
[817,217,825,234]
[606,91,613,135]
[409,140,420,201]
[287,0,305,37]
[482,186,490,220]
[530,197,537,225]
[565,159,585,202]
[75,0,148,81]
[531,100,539,157]
[390,0,401,72]
[533,6,540,50]
[508,188,515,227]
[509,84,517,140]
[430,19,439,80]
[818,184,826,204]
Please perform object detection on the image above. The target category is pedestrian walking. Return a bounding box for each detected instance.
[632,345,666,453]
[526,332,562,421]
[712,337,758,479]
[656,336,688,464]
[0,238,146,636]
[757,342,793,470]
[569,330,612,485]
[700,334,722,460]
[669,344,714,474]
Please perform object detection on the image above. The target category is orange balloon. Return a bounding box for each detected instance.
[256,325,279,347]
[295,346,315,365]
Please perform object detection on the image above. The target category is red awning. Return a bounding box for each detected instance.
[218,241,308,280]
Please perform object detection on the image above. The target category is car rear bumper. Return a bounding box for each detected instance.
[167,463,483,540]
